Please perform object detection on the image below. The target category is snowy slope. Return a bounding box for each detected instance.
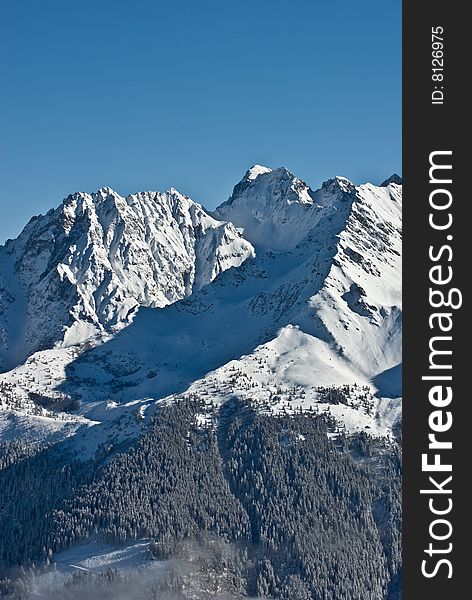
[0,187,254,372]
[0,167,401,447]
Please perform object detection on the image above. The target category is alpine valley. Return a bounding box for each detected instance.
[0,166,402,600]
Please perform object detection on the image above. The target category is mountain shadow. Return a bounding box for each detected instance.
[56,196,356,406]
[372,363,402,399]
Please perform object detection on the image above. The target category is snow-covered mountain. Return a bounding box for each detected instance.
[0,165,402,599]
[214,165,356,251]
[0,187,254,372]
[0,165,402,449]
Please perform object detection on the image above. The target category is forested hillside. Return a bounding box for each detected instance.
[0,399,401,599]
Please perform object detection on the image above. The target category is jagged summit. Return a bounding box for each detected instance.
[225,166,312,204]
[62,185,194,210]
[214,166,316,250]
[98,186,115,195]
[245,164,272,181]
[320,175,356,195]
[215,169,360,251]
[381,174,402,187]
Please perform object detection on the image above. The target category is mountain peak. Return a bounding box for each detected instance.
[320,176,356,197]
[62,188,120,210]
[226,165,314,206]
[234,165,296,193]
[98,186,116,196]
[215,167,321,250]
[245,164,272,181]
[165,186,186,197]
[380,174,402,187]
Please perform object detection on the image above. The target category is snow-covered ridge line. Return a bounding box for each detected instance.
[0,165,401,444]
[214,166,393,251]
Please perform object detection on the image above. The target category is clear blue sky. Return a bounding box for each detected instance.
[0,0,401,244]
